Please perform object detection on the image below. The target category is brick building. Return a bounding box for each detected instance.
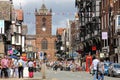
[100,0,120,62]
[35,4,56,60]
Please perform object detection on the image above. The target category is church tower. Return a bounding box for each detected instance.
[35,3,56,60]
[35,3,52,36]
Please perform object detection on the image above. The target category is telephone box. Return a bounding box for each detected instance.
[86,55,92,72]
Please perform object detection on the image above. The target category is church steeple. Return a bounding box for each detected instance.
[35,0,52,15]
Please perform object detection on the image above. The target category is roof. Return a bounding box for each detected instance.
[15,9,23,21]
[56,28,65,35]
[26,35,36,40]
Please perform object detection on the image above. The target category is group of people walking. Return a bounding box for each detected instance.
[0,55,35,79]
[90,55,105,80]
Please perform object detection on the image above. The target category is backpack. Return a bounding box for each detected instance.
[19,62,23,67]
[97,62,104,75]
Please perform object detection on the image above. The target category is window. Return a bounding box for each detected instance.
[118,16,120,26]
[15,35,19,43]
[42,17,46,22]
[41,17,46,29]
[41,39,48,49]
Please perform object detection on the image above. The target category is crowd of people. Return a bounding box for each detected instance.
[46,60,82,72]
[0,55,36,79]
[0,54,106,80]
[47,54,105,80]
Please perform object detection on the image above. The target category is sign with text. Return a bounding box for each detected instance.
[102,32,108,39]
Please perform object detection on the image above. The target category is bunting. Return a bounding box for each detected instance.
[0,11,76,16]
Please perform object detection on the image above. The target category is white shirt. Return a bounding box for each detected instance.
[92,59,99,70]
[28,61,33,67]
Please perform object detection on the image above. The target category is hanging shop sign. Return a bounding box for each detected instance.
[102,32,108,40]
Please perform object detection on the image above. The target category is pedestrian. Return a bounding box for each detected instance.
[13,59,18,78]
[1,55,9,78]
[90,55,100,80]
[97,58,104,80]
[33,60,36,72]
[18,57,25,78]
[28,58,34,78]
[7,58,13,78]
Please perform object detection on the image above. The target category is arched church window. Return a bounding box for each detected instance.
[41,39,48,49]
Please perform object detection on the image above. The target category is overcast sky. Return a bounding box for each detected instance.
[13,0,77,35]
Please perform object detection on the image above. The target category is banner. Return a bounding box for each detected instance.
[39,51,44,60]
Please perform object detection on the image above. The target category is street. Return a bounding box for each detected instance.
[0,0,120,80]
[33,69,120,80]
[0,68,119,80]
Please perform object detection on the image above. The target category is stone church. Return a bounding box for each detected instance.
[26,3,56,60]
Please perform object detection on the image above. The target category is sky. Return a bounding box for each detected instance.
[13,0,77,35]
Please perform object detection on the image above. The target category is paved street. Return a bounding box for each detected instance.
[34,69,120,80]
[0,69,119,80]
